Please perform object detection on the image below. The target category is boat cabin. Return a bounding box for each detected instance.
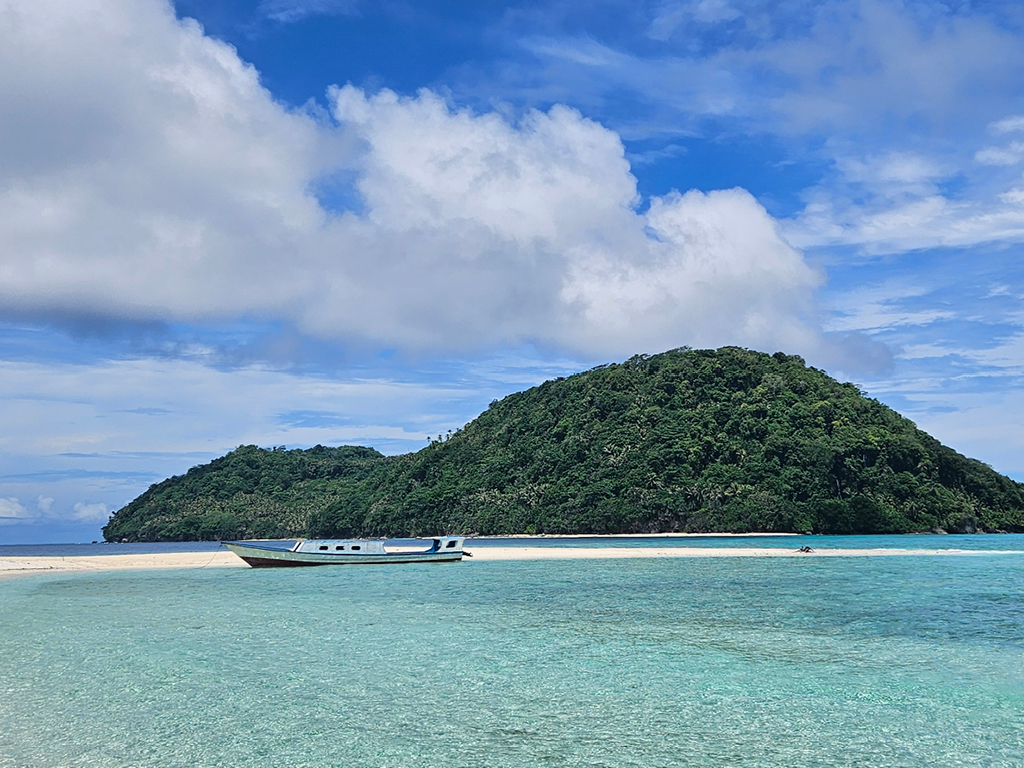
[289,537,465,554]
[293,539,387,554]
[429,537,465,552]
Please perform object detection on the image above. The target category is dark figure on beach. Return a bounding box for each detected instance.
[798,546,814,553]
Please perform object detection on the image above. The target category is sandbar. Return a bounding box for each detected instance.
[0,551,243,578]
[1,544,1019,578]
[467,546,1020,560]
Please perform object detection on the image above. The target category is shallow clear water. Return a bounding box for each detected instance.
[2,553,1023,767]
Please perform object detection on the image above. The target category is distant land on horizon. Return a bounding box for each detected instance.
[103,347,1024,542]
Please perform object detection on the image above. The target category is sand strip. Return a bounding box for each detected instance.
[0,551,244,578]
[467,546,1023,560]
[2,545,1021,577]
[473,532,799,538]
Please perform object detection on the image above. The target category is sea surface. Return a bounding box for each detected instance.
[1,538,1023,767]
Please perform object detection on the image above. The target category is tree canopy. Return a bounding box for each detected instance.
[103,347,1024,541]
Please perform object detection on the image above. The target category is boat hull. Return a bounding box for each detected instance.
[224,541,464,567]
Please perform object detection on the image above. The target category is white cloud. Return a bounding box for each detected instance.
[0,0,327,320]
[1000,188,1024,205]
[975,141,1024,166]
[958,331,1024,376]
[785,190,1024,254]
[763,9,1024,255]
[0,0,828,360]
[0,352,577,524]
[558,187,822,354]
[522,37,630,68]
[484,2,1024,257]
[72,502,110,522]
[835,152,948,188]
[0,357,474,458]
[825,281,955,334]
[258,0,358,24]
[502,1,1024,141]
[990,115,1024,134]
[761,1,1024,136]
[323,86,823,355]
[0,497,31,518]
[648,0,741,40]
[626,143,688,166]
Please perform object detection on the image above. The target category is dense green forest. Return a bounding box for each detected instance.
[103,347,1024,541]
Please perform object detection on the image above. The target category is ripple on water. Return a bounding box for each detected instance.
[0,554,1022,767]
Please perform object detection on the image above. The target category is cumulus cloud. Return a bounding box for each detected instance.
[0,494,61,522]
[0,497,31,518]
[0,0,328,319]
[319,86,824,354]
[72,502,110,522]
[0,0,826,359]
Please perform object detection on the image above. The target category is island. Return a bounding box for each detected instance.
[103,347,1024,542]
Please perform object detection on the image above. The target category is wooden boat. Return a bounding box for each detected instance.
[223,537,467,567]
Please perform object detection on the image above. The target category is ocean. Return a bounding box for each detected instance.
[1,536,1022,767]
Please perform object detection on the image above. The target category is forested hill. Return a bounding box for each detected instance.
[103,347,1024,541]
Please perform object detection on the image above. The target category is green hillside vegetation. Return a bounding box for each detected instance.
[103,347,1024,541]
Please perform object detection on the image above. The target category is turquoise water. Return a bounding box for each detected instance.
[1,552,1023,767]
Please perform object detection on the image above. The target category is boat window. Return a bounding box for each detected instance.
[352,545,361,551]
[335,545,344,550]
[318,545,328,551]
[446,540,457,548]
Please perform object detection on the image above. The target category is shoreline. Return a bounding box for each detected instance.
[3,544,1022,578]
[0,551,244,579]
[466,532,801,538]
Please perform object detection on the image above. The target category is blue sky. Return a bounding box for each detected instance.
[4,0,1024,543]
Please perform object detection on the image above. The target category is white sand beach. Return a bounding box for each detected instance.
[467,546,1013,560]
[2,543,1019,577]
[0,551,245,577]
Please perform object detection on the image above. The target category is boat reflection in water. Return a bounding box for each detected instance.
[223,537,467,567]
